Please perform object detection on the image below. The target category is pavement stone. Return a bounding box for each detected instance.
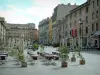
[0,47,100,75]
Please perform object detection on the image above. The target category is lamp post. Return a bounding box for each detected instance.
[79,20,83,51]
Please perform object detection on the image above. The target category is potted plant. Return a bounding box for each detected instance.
[33,44,39,50]
[39,45,44,56]
[78,52,85,65]
[18,53,27,67]
[58,46,69,67]
[71,46,78,62]
[71,52,76,62]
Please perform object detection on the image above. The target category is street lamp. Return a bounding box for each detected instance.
[79,20,83,51]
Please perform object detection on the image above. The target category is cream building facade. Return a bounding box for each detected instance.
[52,3,77,45]
[50,0,100,49]
[59,0,100,49]
[6,23,36,49]
[0,17,6,51]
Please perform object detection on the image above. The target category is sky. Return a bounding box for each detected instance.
[0,0,87,29]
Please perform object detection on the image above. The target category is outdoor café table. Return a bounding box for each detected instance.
[52,51,60,55]
[0,55,7,64]
[0,52,8,56]
[45,54,53,60]
[52,55,59,60]
[44,54,53,64]
[31,55,38,60]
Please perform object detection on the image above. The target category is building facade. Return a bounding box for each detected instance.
[38,18,49,44]
[38,0,100,49]
[52,3,78,45]
[88,0,100,48]
[67,1,90,48]
[59,0,100,48]
[0,17,6,51]
[6,23,36,48]
[33,29,38,43]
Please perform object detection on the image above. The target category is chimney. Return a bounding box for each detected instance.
[68,3,71,6]
[74,3,76,5]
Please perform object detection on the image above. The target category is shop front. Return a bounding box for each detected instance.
[91,31,100,50]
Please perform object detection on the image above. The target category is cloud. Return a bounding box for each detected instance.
[25,0,61,20]
[60,0,87,5]
[33,0,61,7]
[0,8,34,24]
[7,4,52,24]
[0,0,87,29]
[7,5,22,12]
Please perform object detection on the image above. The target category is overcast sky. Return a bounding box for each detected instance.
[0,0,87,29]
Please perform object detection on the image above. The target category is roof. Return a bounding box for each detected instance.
[6,23,35,29]
[70,1,90,14]
[39,18,49,27]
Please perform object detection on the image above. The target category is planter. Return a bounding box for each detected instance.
[79,59,85,65]
[61,61,68,67]
[21,62,27,67]
[40,53,43,56]
[71,56,76,62]
[32,56,38,60]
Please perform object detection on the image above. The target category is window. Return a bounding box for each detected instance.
[92,12,94,19]
[97,0,99,6]
[79,18,81,22]
[74,12,77,17]
[70,30,71,35]
[86,6,88,13]
[86,16,88,23]
[66,31,67,36]
[70,22,71,28]
[75,21,76,26]
[93,1,94,8]
[96,23,98,31]
[96,10,98,18]
[86,27,88,34]
[70,14,72,20]
[79,9,81,15]
[92,24,94,31]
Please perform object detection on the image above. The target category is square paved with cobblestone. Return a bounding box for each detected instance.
[0,47,100,75]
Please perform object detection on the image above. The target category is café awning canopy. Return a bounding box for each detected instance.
[90,31,100,37]
[0,55,7,56]
[93,31,100,36]
[0,52,8,56]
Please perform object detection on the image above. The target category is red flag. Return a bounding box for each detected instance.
[72,28,77,37]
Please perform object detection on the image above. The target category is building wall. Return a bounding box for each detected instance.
[69,1,90,47]
[38,18,49,44]
[56,4,77,20]
[52,4,77,44]
[33,29,38,42]
[60,0,100,48]
[0,17,6,50]
[6,23,36,48]
[28,23,35,29]
[38,0,100,48]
